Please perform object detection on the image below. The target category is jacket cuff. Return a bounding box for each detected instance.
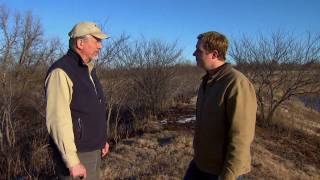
[220,168,236,180]
[63,152,80,168]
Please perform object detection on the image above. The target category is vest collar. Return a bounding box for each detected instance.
[67,49,88,67]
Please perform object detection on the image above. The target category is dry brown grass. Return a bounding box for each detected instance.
[101,127,319,180]
[101,98,320,180]
[247,126,320,180]
[274,98,320,137]
[101,130,193,179]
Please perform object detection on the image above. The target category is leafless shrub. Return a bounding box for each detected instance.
[230,31,320,124]
[170,62,202,104]
[118,38,183,114]
[97,37,200,143]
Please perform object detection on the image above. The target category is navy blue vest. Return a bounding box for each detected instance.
[46,49,107,152]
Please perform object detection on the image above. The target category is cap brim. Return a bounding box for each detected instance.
[91,32,109,39]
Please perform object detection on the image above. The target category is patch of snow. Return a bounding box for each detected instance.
[160,119,168,124]
[177,116,196,124]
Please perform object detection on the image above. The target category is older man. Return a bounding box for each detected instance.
[45,22,109,179]
[184,31,257,180]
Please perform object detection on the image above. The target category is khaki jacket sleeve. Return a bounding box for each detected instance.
[221,79,257,180]
[45,68,80,168]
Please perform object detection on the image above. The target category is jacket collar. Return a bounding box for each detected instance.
[202,63,232,85]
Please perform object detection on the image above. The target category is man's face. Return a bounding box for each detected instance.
[79,35,103,62]
[193,40,213,71]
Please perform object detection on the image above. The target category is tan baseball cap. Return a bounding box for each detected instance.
[68,22,109,39]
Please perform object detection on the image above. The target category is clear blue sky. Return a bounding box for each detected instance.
[0,0,319,61]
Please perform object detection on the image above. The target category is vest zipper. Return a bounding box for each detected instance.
[77,118,82,139]
[89,75,102,103]
[87,68,102,103]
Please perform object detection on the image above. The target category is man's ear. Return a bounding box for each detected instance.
[76,39,84,50]
[211,50,219,59]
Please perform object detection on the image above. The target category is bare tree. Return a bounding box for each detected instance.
[98,37,183,143]
[119,38,183,114]
[0,5,62,178]
[98,33,130,67]
[0,5,20,67]
[230,31,320,124]
[102,78,130,142]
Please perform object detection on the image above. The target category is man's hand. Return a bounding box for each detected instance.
[69,163,87,179]
[101,142,109,157]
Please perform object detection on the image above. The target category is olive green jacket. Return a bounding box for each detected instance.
[193,63,257,180]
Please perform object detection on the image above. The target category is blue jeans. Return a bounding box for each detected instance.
[184,160,243,180]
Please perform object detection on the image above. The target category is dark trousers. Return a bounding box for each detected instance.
[53,150,101,180]
[184,160,243,180]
